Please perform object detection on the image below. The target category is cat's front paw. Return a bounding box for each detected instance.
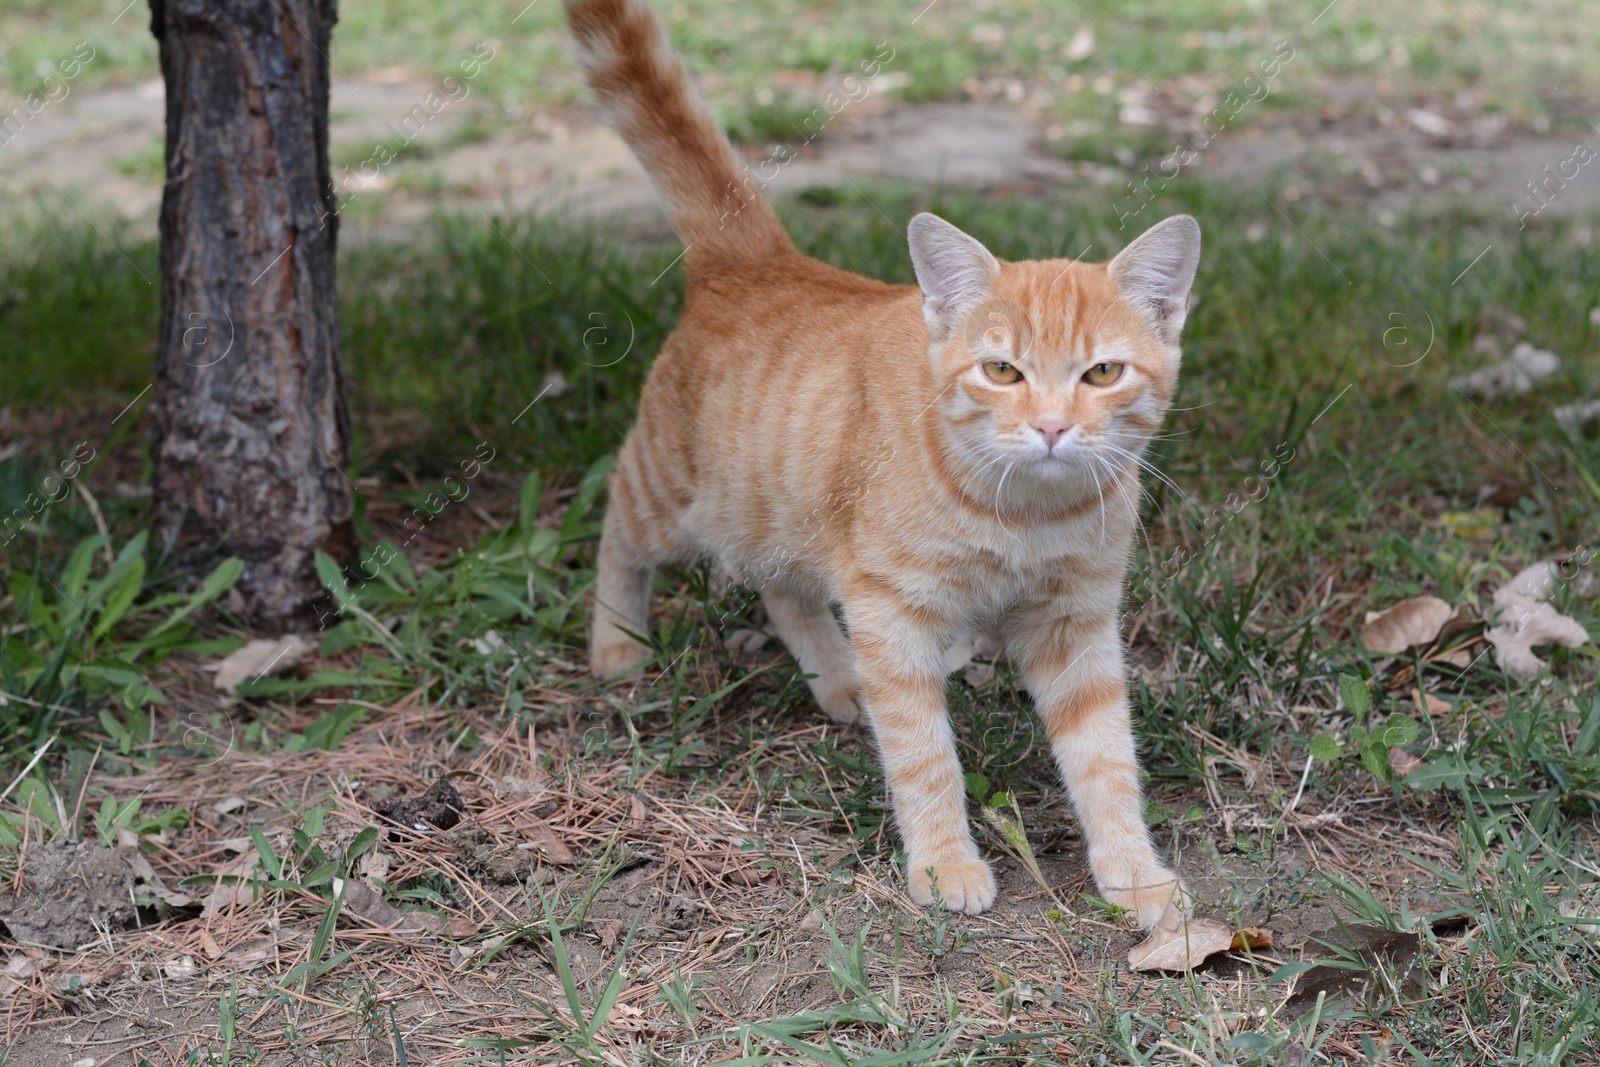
[1099,865,1192,931]
[907,854,997,915]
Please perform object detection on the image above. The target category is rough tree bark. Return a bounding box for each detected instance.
[148,0,352,629]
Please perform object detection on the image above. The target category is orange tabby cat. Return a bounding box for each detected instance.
[568,0,1199,927]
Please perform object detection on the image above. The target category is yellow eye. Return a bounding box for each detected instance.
[983,362,1022,385]
[1083,361,1125,386]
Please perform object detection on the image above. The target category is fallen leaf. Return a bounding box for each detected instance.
[521,817,575,865]
[1230,927,1273,951]
[225,938,278,967]
[591,918,625,950]
[1500,560,1561,601]
[1431,605,1481,652]
[452,932,508,970]
[1557,898,1600,944]
[720,864,770,887]
[332,877,442,935]
[200,851,261,918]
[130,851,196,908]
[629,795,647,826]
[360,850,391,882]
[1412,689,1453,717]
[1437,507,1500,540]
[1448,342,1560,400]
[212,796,246,815]
[198,930,223,960]
[1487,561,1591,678]
[1128,917,1236,972]
[1389,747,1424,775]
[1361,596,1454,655]
[212,635,313,693]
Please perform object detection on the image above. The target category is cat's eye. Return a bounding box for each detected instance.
[983,362,1022,385]
[1082,361,1125,386]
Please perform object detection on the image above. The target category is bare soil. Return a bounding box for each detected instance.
[0,840,136,952]
[5,73,1594,244]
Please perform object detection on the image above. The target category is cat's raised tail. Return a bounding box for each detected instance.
[563,0,795,273]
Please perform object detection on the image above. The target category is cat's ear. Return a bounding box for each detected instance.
[908,213,1000,341]
[1108,214,1201,346]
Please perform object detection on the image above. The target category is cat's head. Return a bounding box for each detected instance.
[908,212,1199,502]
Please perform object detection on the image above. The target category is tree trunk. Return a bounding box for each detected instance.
[148,0,352,629]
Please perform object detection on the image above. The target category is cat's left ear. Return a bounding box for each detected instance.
[908,213,1000,342]
[1109,215,1201,346]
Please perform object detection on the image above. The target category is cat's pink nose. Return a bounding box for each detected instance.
[1033,417,1070,450]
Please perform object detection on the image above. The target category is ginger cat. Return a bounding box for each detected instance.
[568,0,1199,927]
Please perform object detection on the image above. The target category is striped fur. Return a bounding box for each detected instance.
[569,0,1200,925]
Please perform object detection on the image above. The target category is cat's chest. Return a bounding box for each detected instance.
[871,509,1126,614]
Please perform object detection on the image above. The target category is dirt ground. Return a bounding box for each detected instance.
[0,641,1477,1065]
[6,72,1598,245]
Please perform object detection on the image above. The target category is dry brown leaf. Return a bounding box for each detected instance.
[333,877,441,935]
[200,851,261,918]
[592,918,625,950]
[225,938,278,967]
[720,864,770,887]
[198,930,223,960]
[628,795,647,826]
[522,817,575,865]
[130,850,196,908]
[1360,596,1454,655]
[1229,927,1274,952]
[1412,689,1453,717]
[212,635,313,693]
[1389,747,1424,776]
[1128,917,1235,972]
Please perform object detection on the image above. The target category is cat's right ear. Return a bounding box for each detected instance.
[1108,214,1201,347]
[908,213,1000,342]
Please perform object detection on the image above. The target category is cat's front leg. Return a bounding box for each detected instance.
[843,589,996,915]
[1010,610,1190,931]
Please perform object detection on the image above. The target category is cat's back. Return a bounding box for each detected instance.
[685,253,919,356]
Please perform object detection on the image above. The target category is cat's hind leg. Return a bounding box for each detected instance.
[589,440,687,677]
[761,586,861,723]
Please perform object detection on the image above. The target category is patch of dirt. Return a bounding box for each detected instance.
[447,825,547,885]
[0,696,1479,1062]
[6,71,1588,245]
[0,840,136,951]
